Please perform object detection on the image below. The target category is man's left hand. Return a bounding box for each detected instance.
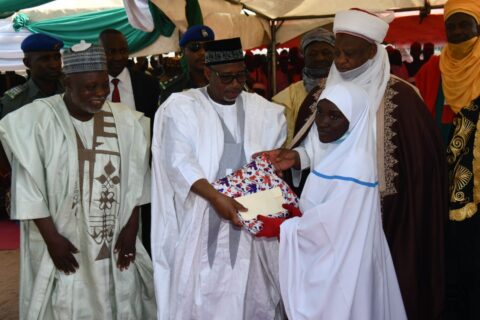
[114,224,137,271]
[114,207,140,271]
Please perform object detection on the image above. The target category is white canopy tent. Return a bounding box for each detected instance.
[151,0,447,94]
[234,0,447,19]
[152,0,447,47]
[0,0,179,71]
[0,0,448,76]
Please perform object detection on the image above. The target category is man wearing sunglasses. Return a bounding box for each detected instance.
[152,37,286,320]
[159,25,214,103]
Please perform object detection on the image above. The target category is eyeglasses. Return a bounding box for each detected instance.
[186,42,204,52]
[210,68,248,84]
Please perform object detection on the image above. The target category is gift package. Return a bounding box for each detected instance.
[211,154,299,234]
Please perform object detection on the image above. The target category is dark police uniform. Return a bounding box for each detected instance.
[159,25,214,103]
[159,72,197,103]
[0,32,64,218]
[0,32,64,119]
[1,79,64,118]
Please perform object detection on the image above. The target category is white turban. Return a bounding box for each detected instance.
[333,9,390,44]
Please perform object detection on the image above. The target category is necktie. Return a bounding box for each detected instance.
[111,78,121,103]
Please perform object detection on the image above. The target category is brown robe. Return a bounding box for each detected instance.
[292,76,448,320]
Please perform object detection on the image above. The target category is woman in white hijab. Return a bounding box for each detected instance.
[277,82,406,320]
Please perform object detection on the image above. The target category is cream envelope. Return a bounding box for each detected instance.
[236,187,284,221]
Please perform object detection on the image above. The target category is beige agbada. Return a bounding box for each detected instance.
[0,95,156,319]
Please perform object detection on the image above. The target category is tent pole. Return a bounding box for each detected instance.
[269,20,278,98]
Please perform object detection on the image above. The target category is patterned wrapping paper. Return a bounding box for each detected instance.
[211,154,299,234]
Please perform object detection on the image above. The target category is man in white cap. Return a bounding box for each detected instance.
[0,41,156,319]
[265,8,448,320]
[151,37,286,320]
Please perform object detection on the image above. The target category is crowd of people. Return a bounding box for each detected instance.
[386,41,436,83]
[0,0,478,319]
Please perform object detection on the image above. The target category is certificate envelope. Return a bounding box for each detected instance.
[236,187,284,220]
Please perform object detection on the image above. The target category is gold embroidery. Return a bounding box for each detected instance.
[451,165,472,202]
[473,103,480,218]
[448,101,480,221]
[447,116,475,165]
[450,202,478,221]
[381,78,399,197]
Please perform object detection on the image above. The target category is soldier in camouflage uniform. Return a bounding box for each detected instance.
[159,25,214,103]
[1,33,64,118]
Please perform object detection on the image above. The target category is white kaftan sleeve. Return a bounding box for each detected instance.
[162,107,207,194]
[294,146,311,170]
[292,123,329,171]
[10,157,50,220]
[136,116,151,206]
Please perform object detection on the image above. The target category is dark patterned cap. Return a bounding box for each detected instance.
[21,33,64,53]
[204,38,244,66]
[63,40,107,75]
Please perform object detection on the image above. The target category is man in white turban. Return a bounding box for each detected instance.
[266,8,448,320]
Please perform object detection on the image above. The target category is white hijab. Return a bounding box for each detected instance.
[279,83,406,320]
[305,81,375,195]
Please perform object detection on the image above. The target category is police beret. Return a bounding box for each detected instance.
[21,33,64,53]
[179,25,215,47]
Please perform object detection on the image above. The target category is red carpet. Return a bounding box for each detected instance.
[0,220,19,250]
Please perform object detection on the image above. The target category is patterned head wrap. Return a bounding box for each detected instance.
[204,38,244,66]
[63,40,107,75]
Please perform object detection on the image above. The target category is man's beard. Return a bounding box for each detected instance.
[302,66,329,92]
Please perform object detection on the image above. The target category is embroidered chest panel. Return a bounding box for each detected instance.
[447,100,480,221]
[73,110,121,261]
[380,78,400,198]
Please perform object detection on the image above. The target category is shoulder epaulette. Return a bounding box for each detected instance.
[4,83,27,100]
[160,74,183,90]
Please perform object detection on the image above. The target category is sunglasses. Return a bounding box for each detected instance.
[210,68,248,84]
[186,42,204,52]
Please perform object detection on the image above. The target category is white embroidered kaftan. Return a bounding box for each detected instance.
[0,95,156,320]
[151,88,286,320]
